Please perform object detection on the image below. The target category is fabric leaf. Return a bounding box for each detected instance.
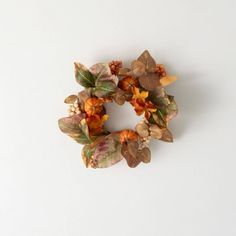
[58,114,91,144]
[74,62,96,88]
[93,80,117,97]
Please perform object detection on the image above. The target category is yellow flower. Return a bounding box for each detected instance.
[132,87,149,102]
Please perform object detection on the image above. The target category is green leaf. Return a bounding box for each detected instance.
[93,80,117,97]
[58,115,91,144]
[82,133,123,168]
[74,62,96,88]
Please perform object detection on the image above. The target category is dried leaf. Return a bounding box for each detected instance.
[149,125,162,139]
[58,114,91,144]
[138,147,151,163]
[74,62,96,88]
[118,67,131,76]
[151,110,167,128]
[135,122,149,138]
[138,73,160,91]
[113,89,126,105]
[165,98,178,122]
[131,60,146,76]
[160,128,173,142]
[137,50,156,73]
[82,134,123,168]
[121,142,141,168]
[78,89,92,111]
[64,95,78,104]
[89,63,111,78]
[160,76,177,87]
[93,80,117,97]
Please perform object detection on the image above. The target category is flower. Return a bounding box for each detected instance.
[118,76,139,92]
[131,87,149,102]
[86,114,109,135]
[109,61,122,75]
[119,130,138,144]
[130,99,157,119]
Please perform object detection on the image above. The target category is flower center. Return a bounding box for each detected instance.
[104,102,143,132]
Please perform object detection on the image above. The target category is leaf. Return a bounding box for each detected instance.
[138,73,160,91]
[149,124,162,139]
[91,133,123,168]
[160,76,177,87]
[113,89,126,105]
[93,80,117,97]
[121,142,141,168]
[74,62,96,88]
[89,63,111,79]
[151,110,167,128]
[138,147,151,163]
[137,50,156,73]
[58,114,91,144]
[165,98,178,122]
[64,95,78,104]
[118,67,131,76]
[160,128,173,142]
[78,89,92,111]
[135,122,149,138]
[131,60,146,76]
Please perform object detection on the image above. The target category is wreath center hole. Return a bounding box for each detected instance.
[104,102,143,132]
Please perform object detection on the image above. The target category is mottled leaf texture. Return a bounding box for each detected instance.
[121,141,142,168]
[82,133,123,168]
[165,97,178,122]
[64,95,78,104]
[89,63,111,79]
[131,60,146,76]
[58,114,91,144]
[93,80,117,97]
[74,62,96,88]
[138,73,160,91]
[160,128,173,142]
[138,147,151,163]
[137,50,156,73]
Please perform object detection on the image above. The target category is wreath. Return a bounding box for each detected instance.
[58,50,178,168]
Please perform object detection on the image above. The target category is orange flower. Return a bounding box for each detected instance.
[86,114,109,135]
[130,99,157,119]
[118,76,139,92]
[119,130,138,144]
[132,87,148,102]
[84,97,105,116]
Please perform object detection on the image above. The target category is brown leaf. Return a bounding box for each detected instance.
[64,95,78,104]
[138,147,151,163]
[118,67,131,76]
[137,50,156,73]
[135,122,149,138]
[131,60,146,76]
[139,73,160,91]
[113,89,126,105]
[160,128,173,142]
[149,125,162,139]
[78,89,92,111]
[121,142,141,168]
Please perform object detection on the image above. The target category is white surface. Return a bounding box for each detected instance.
[0,0,236,235]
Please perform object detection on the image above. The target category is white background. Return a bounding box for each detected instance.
[0,0,236,235]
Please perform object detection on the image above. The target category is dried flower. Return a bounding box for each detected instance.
[109,61,122,75]
[118,76,139,92]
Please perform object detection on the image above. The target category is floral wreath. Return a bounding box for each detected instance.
[58,50,178,168]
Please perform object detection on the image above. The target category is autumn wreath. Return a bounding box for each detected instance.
[58,50,178,168]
